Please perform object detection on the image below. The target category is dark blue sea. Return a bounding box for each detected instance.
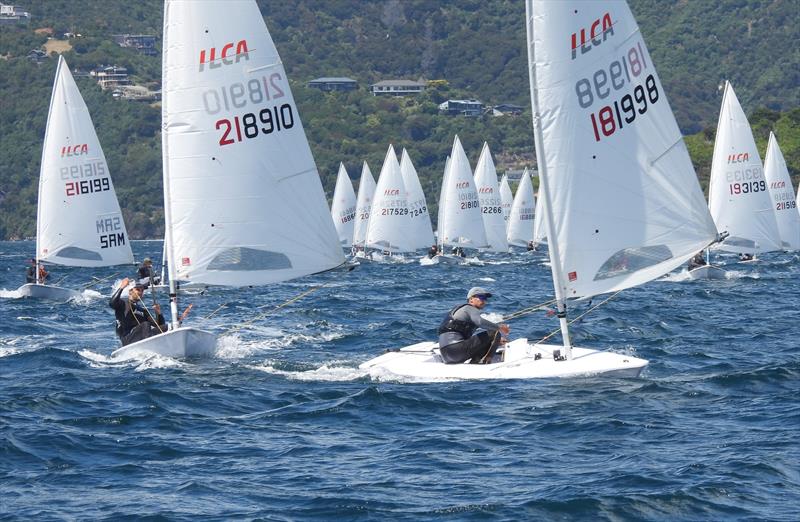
[1,240,798,521]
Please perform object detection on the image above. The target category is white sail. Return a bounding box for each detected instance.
[330,163,356,247]
[528,1,717,301]
[708,82,781,254]
[161,0,344,287]
[506,169,536,247]
[438,136,488,248]
[36,56,133,267]
[474,143,509,252]
[532,189,547,246]
[436,155,451,244]
[499,173,513,225]
[365,145,412,253]
[399,149,435,249]
[763,132,800,251]
[352,162,376,248]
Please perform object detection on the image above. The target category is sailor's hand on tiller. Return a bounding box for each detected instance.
[499,324,510,335]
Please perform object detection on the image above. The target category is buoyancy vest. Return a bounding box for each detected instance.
[437,304,477,338]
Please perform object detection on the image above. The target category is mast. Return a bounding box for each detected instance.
[161,0,179,330]
[525,0,573,359]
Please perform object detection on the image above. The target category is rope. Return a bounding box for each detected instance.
[532,291,621,345]
[80,272,118,289]
[501,298,558,322]
[223,282,332,335]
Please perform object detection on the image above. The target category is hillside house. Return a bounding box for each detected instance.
[490,103,524,116]
[307,77,358,92]
[370,80,426,96]
[438,99,484,117]
[0,3,30,24]
[91,65,130,90]
[113,34,157,56]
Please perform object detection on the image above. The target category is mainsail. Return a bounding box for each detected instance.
[438,136,488,249]
[506,169,536,247]
[161,0,344,287]
[763,132,800,251]
[330,163,357,247]
[37,56,133,268]
[399,149,435,250]
[365,145,412,253]
[708,82,780,254]
[474,143,509,252]
[499,173,513,225]
[527,0,717,303]
[352,162,376,248]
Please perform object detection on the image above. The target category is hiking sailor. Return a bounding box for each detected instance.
[109,277,166,346]
[687,252,707,271]
[438,287,510,364]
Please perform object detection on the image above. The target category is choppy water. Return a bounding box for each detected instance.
[1,240,798,520]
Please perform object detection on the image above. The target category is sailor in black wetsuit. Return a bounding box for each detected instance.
[687,252,707,271]
[136,258,160,287]
[109,277,166,346]
[438,287,510,364]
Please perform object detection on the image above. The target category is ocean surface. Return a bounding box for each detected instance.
[1,240,798,521]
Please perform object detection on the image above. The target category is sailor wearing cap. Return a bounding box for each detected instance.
[137,257,161,287]
[437,287,510,364]
[109,277,166,346]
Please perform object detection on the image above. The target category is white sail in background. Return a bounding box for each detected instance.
[532,188,547,246]
[507,169,536,247]
[330,163,356,247]
[365,145,412,253]
[528,1,717,301]
[474,143,508,252]
[400,149,435,249]
[438,136,488,248]
[764,132,800,251]
[708,82,780,254]
[162,0,344,287]
[436,155,450,244]
[499,173,513,225]
[36,56,133,267]
[352,162,376,248]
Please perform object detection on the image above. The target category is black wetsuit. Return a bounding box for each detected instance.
[687,254,707,271]
[109,286,166,346]
[438,304,502,364]
[25,266,35,283]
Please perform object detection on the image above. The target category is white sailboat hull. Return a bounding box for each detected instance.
[17,283,82,300]
[360,338,648,380]
[111,327,217,359]
[688,265,727,280]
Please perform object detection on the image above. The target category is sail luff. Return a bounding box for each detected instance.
[525,0,572,355]
[162,0,179,329]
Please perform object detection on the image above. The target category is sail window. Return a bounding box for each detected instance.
[54,246,102,261]
[207,247,292,271]
[594,245,673,281]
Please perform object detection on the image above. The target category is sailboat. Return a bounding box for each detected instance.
[499,173,513,226]
[364,145,413,262]
[434,136,488,264]
[18,56,134,300]
[351,162,376,260]
[361,0,719,379]
[506,168,536,248]
[112,0,344,358]
[330,163,357,248]
[399,149,435,251]
[474,143,509,252]
[763,132,800,251]
[708,82,781,261]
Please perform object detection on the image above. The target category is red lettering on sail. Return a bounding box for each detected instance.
[571,12,614,59]
[727,152,750,164]
[384,189,400,195]
[199,40,250,72]
[61,144,89,157]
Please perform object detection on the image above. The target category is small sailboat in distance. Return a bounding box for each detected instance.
[763,132,800,251]
[506,168,536,249]
[19,56,133,300]
[351,162,376,260]
[330,163,357,248]
[362,0,719,380]
[474,143,509,253]
[112,0,344,358]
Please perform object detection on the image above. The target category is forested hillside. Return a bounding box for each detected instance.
[1,0,798,239]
